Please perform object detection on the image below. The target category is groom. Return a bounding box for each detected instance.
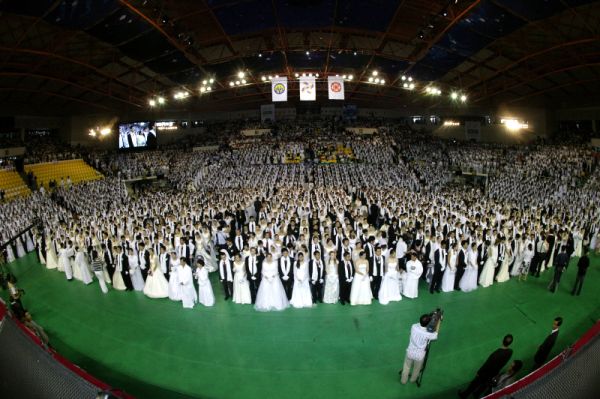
[278,248,294,300]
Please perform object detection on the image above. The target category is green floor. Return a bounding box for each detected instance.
[4,253,599,399]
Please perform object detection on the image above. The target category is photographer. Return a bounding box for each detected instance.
[400,313,440,384]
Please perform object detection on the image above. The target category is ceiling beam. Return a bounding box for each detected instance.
[0,88,112,111]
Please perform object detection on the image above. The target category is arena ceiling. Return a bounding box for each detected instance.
[1,0,600,114]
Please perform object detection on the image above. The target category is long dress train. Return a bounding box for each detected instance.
[323,261,340,304]
[255,261,289,311]
[379,259,402,304]
[350,261,372,305]
[290,263,313,308]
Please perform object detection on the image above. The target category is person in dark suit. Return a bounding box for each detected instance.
[533,317,562,370]
[455,240,468,290]
[571,250,590,296]
[309,251,324,303]
[339,251,354,305]
[116,246,133,291]
[278,248,294,300]
[459,334,514,398]
[102,243,114,279]
[245,247,261,303]
[430,240,447,294]
[548,246,569,293]
[369,246,385,299]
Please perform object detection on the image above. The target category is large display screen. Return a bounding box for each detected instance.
[118,121,157,149]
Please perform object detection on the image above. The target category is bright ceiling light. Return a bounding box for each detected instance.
[342,75,347,79]
[380,79,385,85]
[348,75,353,80]
[409,83,415,89]
[268,75,273,80]
[408,77,413,82]
[202,80,207,85]
[209,78,214,84]
[206,86,211,91]
[261,76,266,81]
[295,73,299,78]
[372,71,378,76]
[157,96,165,104]
[241,79,246,84]
[148,99,156,107]
[200,87,206,93]
[315,73,319,77]
[403,83,409,88]
[238,71,245,78]
[451,92,458,100]
[368,77,374,82]
[100,128,111,136]
[401,75,406,81]
[460,94,467,102]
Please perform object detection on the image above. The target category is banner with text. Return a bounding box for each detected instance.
[271,77,287,102]
[299,76,316,101]
[328,76,345,100]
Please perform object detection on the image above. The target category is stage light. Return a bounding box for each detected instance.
[315,73,319,77]
[268,75,273,80]
[372,70,378,76]
[306,50,310,55]
[261,76,267,81]
[148,99,156,107]
[157,96,165,104]
[409,83,415,90]
[460,94,467,102]
[200,87,206,93]
[348,75,353,80]
[403,83,409,88]
[100,128,111,136]
[206,87,212,92]
[235,80,240,85]
[209,78,214,84]
[401,75,406,81]
[88,129,96,137]
[237,71,245,78]
[342,75,347,79]
[408,77,413,82]
[451,92,458,100]
[374,78,380,83]
[241,79,246,84]
[380,79,385,85]
[353,51,357,56]
[295,73,299,78]
[258,53,262,57]
[308,73,313,77]
[229,81,235,87]
[368,77,374,82]
[275,75,279,78]
[202,80,207,85]
[302,73,306,77]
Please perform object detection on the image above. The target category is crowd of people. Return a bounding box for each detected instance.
[0,122,597,314]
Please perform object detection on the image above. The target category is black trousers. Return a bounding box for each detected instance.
[548,266,564,293]
[454,267,465,290]
[459,374,491,399]
[530,253,544,276]
[281,277,293,299]
[494,260,503,277]
[310,281,323,302]
[221,280,233,299]
[122,271,133,291]
[572,274,586,295]
[370,276,382,299]
[340,279,352,304]
[249,277,260,303]
[430,267,443,293]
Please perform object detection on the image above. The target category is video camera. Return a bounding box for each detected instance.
[426,308,444,333]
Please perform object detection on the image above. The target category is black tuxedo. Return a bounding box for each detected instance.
[278,256,294,300]
[117,252,133,291]
[159,252,170,279]
[245,256,261,303]
[430,248,446,293]
[104,249,115,279]
[477,243,487,277]
[460,347,513,398]
[369,255,384,299]
[339,259,354,304]
[534,330,559,368]
[309,259,325,302]
[139,250,150,280]
[455,248,467,290]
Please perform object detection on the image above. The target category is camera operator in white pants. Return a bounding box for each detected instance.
[400,313,440,384]
[91,250,109,294]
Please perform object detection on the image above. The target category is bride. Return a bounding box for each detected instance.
[378,248,402,304]
[232,254,252,304]
[289,252,313,308]
[143,248,169,298]
[350,251,372,306]
[459,242,479,292]
[255,253,289,311]
[479,240,498,288]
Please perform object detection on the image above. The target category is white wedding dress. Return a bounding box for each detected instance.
[255,261,289,311]
[379,260,402,304]
[479,246,497,288]
[441,251,457,292]
[233,261,252,304]
[45,240,58,269]
[496,250,512,283]
[323,262,339,304]
[459,249,478,292]
[143,258,169,298]
[196,267,215,306]
[350,261,372,305]
[290,263,313,308]
[128,255,145,291]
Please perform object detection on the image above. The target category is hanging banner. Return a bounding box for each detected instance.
[299,76,316,101]
[271,77,287,102]
[261,104,275,122]
[328,76,345,100]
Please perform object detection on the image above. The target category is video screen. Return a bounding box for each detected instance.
[118,121,157,149]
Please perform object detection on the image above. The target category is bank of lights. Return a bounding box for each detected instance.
[173,91,189,100]
[88,127,111,137]
[426,87,442,96]
[401,75,413,82]
[443,120,460,126]
[148,96,165,107]
[403,82,416,90]
[501,118,529,131]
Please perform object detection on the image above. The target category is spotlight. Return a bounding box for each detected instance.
[460,94,467,102]
[409,83,415,90]
[353,51,357,56]
[148,99,156,107]
[306,50,310,55]
[209,78,214,84]
[308,73,313,77]
[100,128,111,136]
[302,73,306,77]
[401,75,406,81]
[241,79,246,84]
[157,96,165,104]
[206,87,212,92]
[380,79,385,85]
[451,92,458,100]
[268,75,273,80]
[295,73,299,78]
[342,75,347,79]
[238,71,245,78]
[229,81,235,87]
[374,78,380,83]
[408,77,413,82]
[368,77,374,82]
[88,129,96,137]
[315,73,319,77]
[235,80,240,85]
[258,53,262,57]
[261,76,267,81]
[348,75,353,80]
[403,83,409,88]
[275,75,279,78]
[202,80,207,85]
[372,71,378,76]
[200,87,206,93]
